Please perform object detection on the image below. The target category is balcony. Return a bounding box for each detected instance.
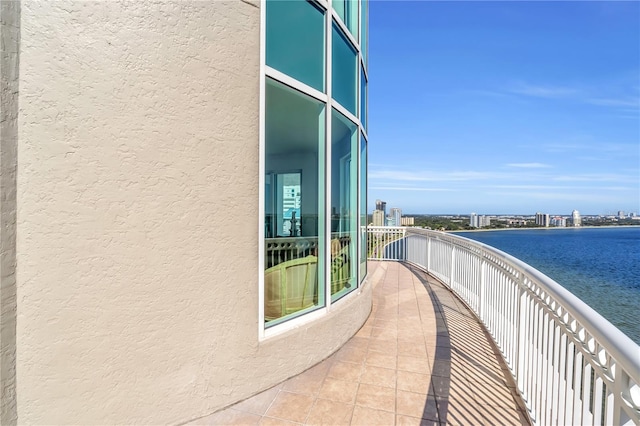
[197,261,528,425]
[201,227,639,425]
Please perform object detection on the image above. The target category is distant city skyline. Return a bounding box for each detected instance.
[378,209,638,217]
[368,1,639,215]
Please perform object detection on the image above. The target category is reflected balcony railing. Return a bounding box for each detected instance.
[367,226,640,426]
[265,234,352,269]
[264,233,356,323]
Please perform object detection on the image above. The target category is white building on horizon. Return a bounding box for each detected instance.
[470,213,490,228]
[372,209,385,226]
[571,210,582,227]
[550,216,567,227]
[470,213,478,228]
[401,216,415,226]
[390,208,402,228]
[535,212,550,227]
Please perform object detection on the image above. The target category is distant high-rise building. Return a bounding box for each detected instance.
[618,211,625,219]
[390,208,402,227]
[535,212,550,227]
[469,213,490,228]
[550,216,566,227]
[401,217,415,226]
[372,209,385,226]
[571,210,581,227]
[375,199,387,217]
[470,213,478,228]
[470,213,490,228]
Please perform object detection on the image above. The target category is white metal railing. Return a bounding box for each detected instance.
[367,226,406,260]
[367,227,640,426]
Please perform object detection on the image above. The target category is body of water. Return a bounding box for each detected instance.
[456,227,640,344]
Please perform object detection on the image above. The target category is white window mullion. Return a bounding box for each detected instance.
[331,8,359,53]
[357,0,361,45]
[356,19,362,285]
[361,58,368,80]
[315,0,330,12]
[325,2,333,310]
[265,66,329,104]
[357,49,361,124]
[258,0,267,340]
[332,99,358,127]
[357,131,362,287]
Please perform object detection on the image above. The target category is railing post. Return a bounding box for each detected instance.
[611,360,624,426]
[426,236,431,273]
[449,244,455,287]
[479,254,486,320]
[515,271,524,386]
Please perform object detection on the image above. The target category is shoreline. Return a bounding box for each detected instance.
[446,224,640,233]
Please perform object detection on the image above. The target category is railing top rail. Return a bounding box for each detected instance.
[401,227,640,379]
[367,226,405,231]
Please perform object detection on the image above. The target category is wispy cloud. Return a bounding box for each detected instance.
[540,143,584,153]
[369,167,635,187]
[485,184,635,191]
[484,191,623,202]
[499,81,640,114]
[368,169,508,182]
[369,186,454,192]
[487,185,574,190]
[508,83,579,99]
[506,162,552,169]
[587,97,639,108]
[551,173,631,182]
[541,142,637,155]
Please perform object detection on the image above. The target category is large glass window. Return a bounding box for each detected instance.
[333,0,358,40]
[266,0,325,92]
[360,67,367,130]
[332,23,357,115]
[331,108,358,301]
[360,134,367,283]
[264,79,325,325]
[263,1,368,329]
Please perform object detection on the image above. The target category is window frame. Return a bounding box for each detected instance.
[259,0,369,340]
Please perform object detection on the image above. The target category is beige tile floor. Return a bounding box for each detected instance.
[192,261,531,426]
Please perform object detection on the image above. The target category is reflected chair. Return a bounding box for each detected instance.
[331,239,351,294]
[264,255,318,321]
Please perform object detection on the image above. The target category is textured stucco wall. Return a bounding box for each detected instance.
[16,1,371,424]
[1,2,19,424]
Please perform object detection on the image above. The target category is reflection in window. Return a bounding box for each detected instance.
[266,172,301,237]
[266,0,325,92]
[331,108,358,301]
[332,23,357,115]
[333,0,358,40]
[360,135,367,283]
[264,79,325,325]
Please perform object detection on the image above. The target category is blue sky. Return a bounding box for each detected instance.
[367,1,640,215]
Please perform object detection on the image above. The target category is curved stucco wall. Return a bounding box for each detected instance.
[14,1,372,424]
